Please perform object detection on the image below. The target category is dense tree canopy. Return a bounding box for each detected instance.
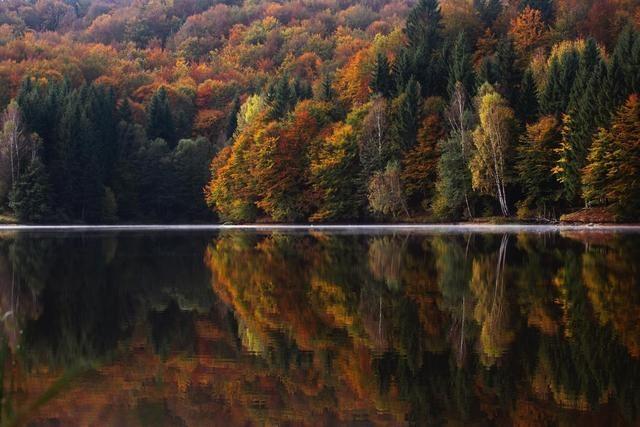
[0,0,639,223]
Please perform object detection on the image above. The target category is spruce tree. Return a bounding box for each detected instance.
[597,56,626,127]
[371,53,393,98]
[405,0,442,51]
[582,128,612,207]
[266,77,294,120]
[9,158,52,223]
[392,78,422,153]
[494,39,520,105]
[474,0,502,26]
[516,68,538,124]
[226,97,241,140]
[146,87,176,147]
[448,32,475,98]
[392,50,413,93]
[613,25,638,95]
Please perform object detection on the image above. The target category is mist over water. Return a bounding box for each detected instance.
[0,229,638,425]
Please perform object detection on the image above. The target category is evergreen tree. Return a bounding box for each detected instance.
[404,0,444,98]
[582,127,612,207]
[146,87,176,147]
[318,74,335,102]
[371,53,394,98]
[9,158,51,223]
[226,97,241,140]
[568,38,600,112]
[405,0,442,52]
[476,57,496,88]
[448,32,475,98]
[266,77,294,120]
[597,55,626,127]
[612,26,638,95]
[392,79,422,153]
[392,50,413,93]
[433,135,472,220]
[473,0,502,26]
[540,50,579,116]
[516,69,539,124]
[516,116,560,217]
[555,45,603,205]
[494,39,520,106]
[584,95,640,219]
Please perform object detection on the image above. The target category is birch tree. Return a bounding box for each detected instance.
[0,101,35,202]
[471,84,513,217]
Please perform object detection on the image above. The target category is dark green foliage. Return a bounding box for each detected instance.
[318,74,335,102]
[266,76,295,120]
[9,159,52,223]
[392,50,413,93]
[596,56,626,127]
[516,117,561,217]
[540,49,579,116]
[392,79,422,153]
[171,137,215,221]
[146,87,176,147]
[516,69,538,124]
[405,0,442,52]
[473,0,502,26]
[494,39,521,106]
[448,33,475,98]
[433,135,472,220]
[404,0,445,98]
[226,97,241,140]
[371,53,394,98]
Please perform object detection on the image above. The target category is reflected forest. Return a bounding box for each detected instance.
[0,230,638,425]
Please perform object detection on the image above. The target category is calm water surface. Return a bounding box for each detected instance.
[0,228,638,426]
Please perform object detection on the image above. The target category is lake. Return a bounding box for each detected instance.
[0,226,638,425]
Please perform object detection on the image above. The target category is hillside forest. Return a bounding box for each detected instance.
[0,0,640,223]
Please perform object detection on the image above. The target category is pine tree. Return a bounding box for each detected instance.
[405,0,442,51]
[266,77,294,120]
[226,96,241,140]
[582,127,612,207]
[494,39,521,105]
[597,95,640,219]
[516,116,560,217]
[516,68,538,124]
[568,38,600,112]
[147,87,176,147]
[392,50,413,93]
[318,74,335,102]
[433,135,472,220]
[597,55,626,127]
[540,50,579,116]
[613,26,638,95]
[370,53,394,98]
[474,0,502,26]
[404,0,444,98]
[392,78,422,153]
[448,32,475,98]
[9,158,52,223]
[555,50,604,205]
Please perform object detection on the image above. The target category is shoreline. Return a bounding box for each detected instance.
[1,223,640,233]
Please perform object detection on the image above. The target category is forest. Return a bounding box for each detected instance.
[0,0,639,223]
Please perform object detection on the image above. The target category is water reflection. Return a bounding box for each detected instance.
[0,230,638,425]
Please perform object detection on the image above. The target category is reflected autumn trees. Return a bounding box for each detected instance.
[205,231,640,424]
[0,230,638,425]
